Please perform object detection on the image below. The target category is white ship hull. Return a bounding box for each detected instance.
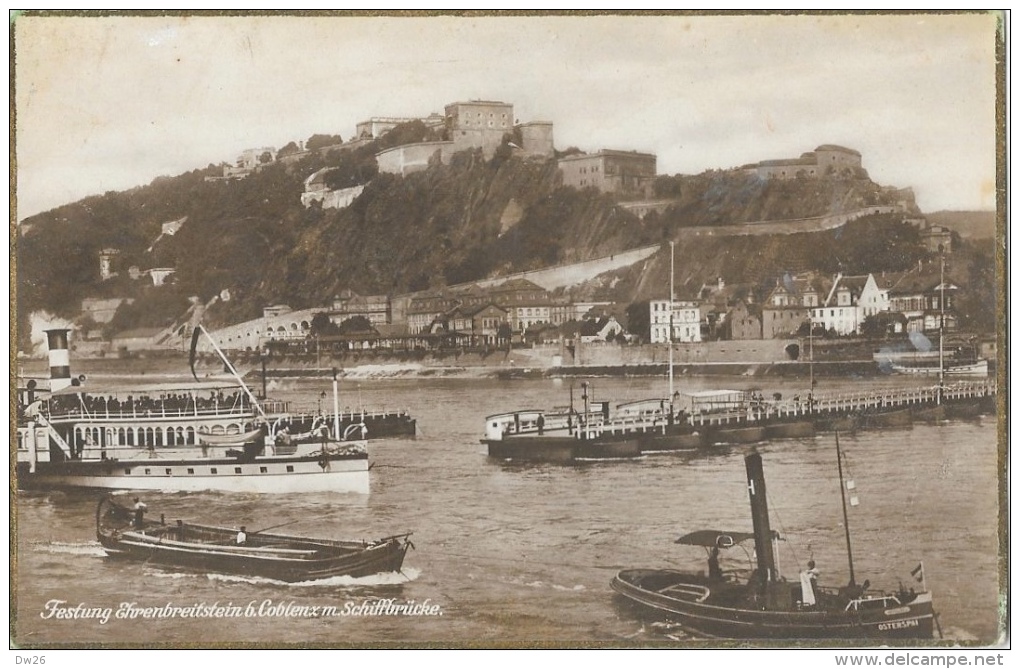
[18,454,369,494]
[891,359,989,377]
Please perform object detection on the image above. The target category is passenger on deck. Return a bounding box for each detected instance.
[132,497,147,528]
[806,559,819,585]
[708,547,723,580]
[800,561,819,607]
[236,526,247,545]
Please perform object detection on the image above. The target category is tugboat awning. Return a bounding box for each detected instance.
[676,529,780,547]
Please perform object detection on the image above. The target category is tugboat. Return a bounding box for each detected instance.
[611,439,937,639]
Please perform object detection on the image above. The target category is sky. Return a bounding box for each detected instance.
[14,12,1002,219]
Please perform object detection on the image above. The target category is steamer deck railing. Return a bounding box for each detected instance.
[687,380,995,429]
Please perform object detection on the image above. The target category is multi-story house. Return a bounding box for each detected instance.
[481,279,552,336]
[726,300,763,340]
[406,291,461,334]
[549,300,614,326]
[448,303,508,346]
[812,274,873,336]
[329,290,391,327]
[887,269,958,333]
[761,274,823,339]
[649,299,702,343]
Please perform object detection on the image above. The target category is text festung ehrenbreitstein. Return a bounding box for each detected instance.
[39,598,444,624]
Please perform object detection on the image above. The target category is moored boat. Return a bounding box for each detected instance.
[481,382,649,462]
[611,443,937,639]
[708,423,767,445]
[96,498,411,581]
[274,408,417,440]
[638,428,705,452]
[483,419,643,463]
[858,407,913,429]
[891,359,989,377]
[617,399,703,452]
[763,420,815,439]
[15,327,372,493]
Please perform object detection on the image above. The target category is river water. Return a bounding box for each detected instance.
[13,374,1002,647]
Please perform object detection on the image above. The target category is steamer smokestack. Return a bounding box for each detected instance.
[46,328,72,391]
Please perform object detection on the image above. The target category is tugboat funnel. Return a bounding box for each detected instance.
[745,450,777,584]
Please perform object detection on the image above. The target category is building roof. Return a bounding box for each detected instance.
[872,271,907,290]
[887,268,958,296]
[445,100,512,109]
[836,275,870,292]
[452,303,507,318]
[727,300,762,319]
[759,158,816,167]
[815,144,861,156]
[557,149,657,163]
[767,273,825,302]
[490,277,546,293]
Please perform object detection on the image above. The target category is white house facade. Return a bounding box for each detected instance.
[649,299,702,343]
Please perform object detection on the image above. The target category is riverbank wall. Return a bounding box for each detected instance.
[19,338,993,382]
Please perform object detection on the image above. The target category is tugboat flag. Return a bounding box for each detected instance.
[911,563,924,582]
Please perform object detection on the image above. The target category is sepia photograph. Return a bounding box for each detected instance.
[11,11,1005,653]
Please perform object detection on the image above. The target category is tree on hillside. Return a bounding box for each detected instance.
[654,175,684,198]
[306,134,344,151]
[626,301,651,342]
[953,243,996,333]
[309,312,339,337]
[278,141,301,157]
[861,312,906,339]
[338,316,374,334]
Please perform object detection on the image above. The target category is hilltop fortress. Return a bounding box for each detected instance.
[375,100,554,176]
[745,144,864,180]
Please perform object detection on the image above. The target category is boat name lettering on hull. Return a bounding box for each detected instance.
[877,618,920,632]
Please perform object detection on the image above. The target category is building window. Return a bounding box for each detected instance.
[259,466,268,473]
[187,468,195,474]
[124,468,131,475]
[234,467,242,474]
[286,465,294,473]
[165,468,172,475]
[211,468,218,474]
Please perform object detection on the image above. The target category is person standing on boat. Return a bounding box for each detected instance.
[236,526,247,545]
[708,547,723,580]
[132,498,147,528]
[800,560,820,607]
